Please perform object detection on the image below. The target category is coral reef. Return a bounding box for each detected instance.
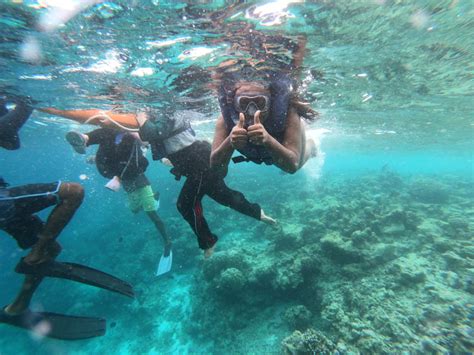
[283,305,313,331]
[188,172,473,353]
[281,328,337,355]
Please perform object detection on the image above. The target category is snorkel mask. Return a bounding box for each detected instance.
[234,94,270,125]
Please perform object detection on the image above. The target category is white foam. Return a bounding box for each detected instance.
[19,35,42,64]
[38,0,102,32]
[301,128,331,180]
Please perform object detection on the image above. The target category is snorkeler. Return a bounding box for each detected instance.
[65,127,172,274]
[136,109,276,258]
[210,34,319,174]
[39,105,276,258]
[0,177,135,339]
[0,105,134,338]
[0,95,33,150]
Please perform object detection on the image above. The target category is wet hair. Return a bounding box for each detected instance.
[290,94,319,122]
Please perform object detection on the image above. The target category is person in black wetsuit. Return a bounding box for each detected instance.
[0,178,85,314]
[136,109,276,258]
[0,95,86,316]
[65,127,171,257]
[0,102,132,338]
[0,96,33,150]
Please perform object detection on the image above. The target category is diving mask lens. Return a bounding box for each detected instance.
[235,95,270,114]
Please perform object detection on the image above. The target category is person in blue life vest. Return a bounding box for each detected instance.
[211,39,318,174]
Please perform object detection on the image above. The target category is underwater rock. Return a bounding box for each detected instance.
[321,232,363,264]
[273,259,305,291]
[355,328,389,354]
[202,251,248,281]
[215,267,246,297]
[301,221,327,241]
[442,271,462,289]
[408,178,450,204]
[273,230,303,252]
[351,227,375,246]
[379,208,414,236]
[380,222,405,236]
[250,263,276,288]
[283,305,313,331]
[370,244,398,264]
[464,268,474,295]
[378,168,403,189]
[457,325,474,348]
[442,251,466,270]
[390,259,427,287]
[420,337,449,353]
[281,328,337,355]
[299,255,321,277]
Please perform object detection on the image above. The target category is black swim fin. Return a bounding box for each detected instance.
[15,260,135,299]
[0,308,105,340]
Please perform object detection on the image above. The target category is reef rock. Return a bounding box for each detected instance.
[281,328,337,355]
[408,178,450,204]
[283,305,313,330]
[214,267,246,297]
[321,232,363,264]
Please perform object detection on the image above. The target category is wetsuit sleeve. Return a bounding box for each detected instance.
[0,101,33,129]
[86,128,115,145]
[0,101,33,150]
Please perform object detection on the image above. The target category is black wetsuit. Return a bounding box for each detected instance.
[0,100,33,150]
[86,128,150,192]
[0,100,61,249]
[163,139,260,250]
[0,181,61,249]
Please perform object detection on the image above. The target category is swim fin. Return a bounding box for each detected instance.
[15,260,135,298]
[0,307,105,340]
[156,250,172,276]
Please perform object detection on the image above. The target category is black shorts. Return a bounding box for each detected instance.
[0,182,61,249]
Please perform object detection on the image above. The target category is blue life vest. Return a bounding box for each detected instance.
[218,74,293,165]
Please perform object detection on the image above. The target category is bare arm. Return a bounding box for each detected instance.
[210,115,234,176]
[262,108,302,173]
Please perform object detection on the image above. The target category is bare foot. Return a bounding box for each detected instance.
[23,239,61,265]
[204,244,216,259]
[4,304,26,316]
[261,209,278,227]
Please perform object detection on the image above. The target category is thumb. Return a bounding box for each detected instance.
[254,110,261,125]
[237,113,245,128]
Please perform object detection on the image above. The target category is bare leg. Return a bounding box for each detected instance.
[4,275,43,315]
[24,183,84,265]
[146,211,172,256]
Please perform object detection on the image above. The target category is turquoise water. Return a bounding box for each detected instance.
[1,1,473,354]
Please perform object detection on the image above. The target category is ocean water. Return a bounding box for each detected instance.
[0,1,473,354]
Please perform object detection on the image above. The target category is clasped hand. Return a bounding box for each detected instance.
[230,111,269,149]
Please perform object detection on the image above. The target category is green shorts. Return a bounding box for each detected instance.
[126,185,158,213]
